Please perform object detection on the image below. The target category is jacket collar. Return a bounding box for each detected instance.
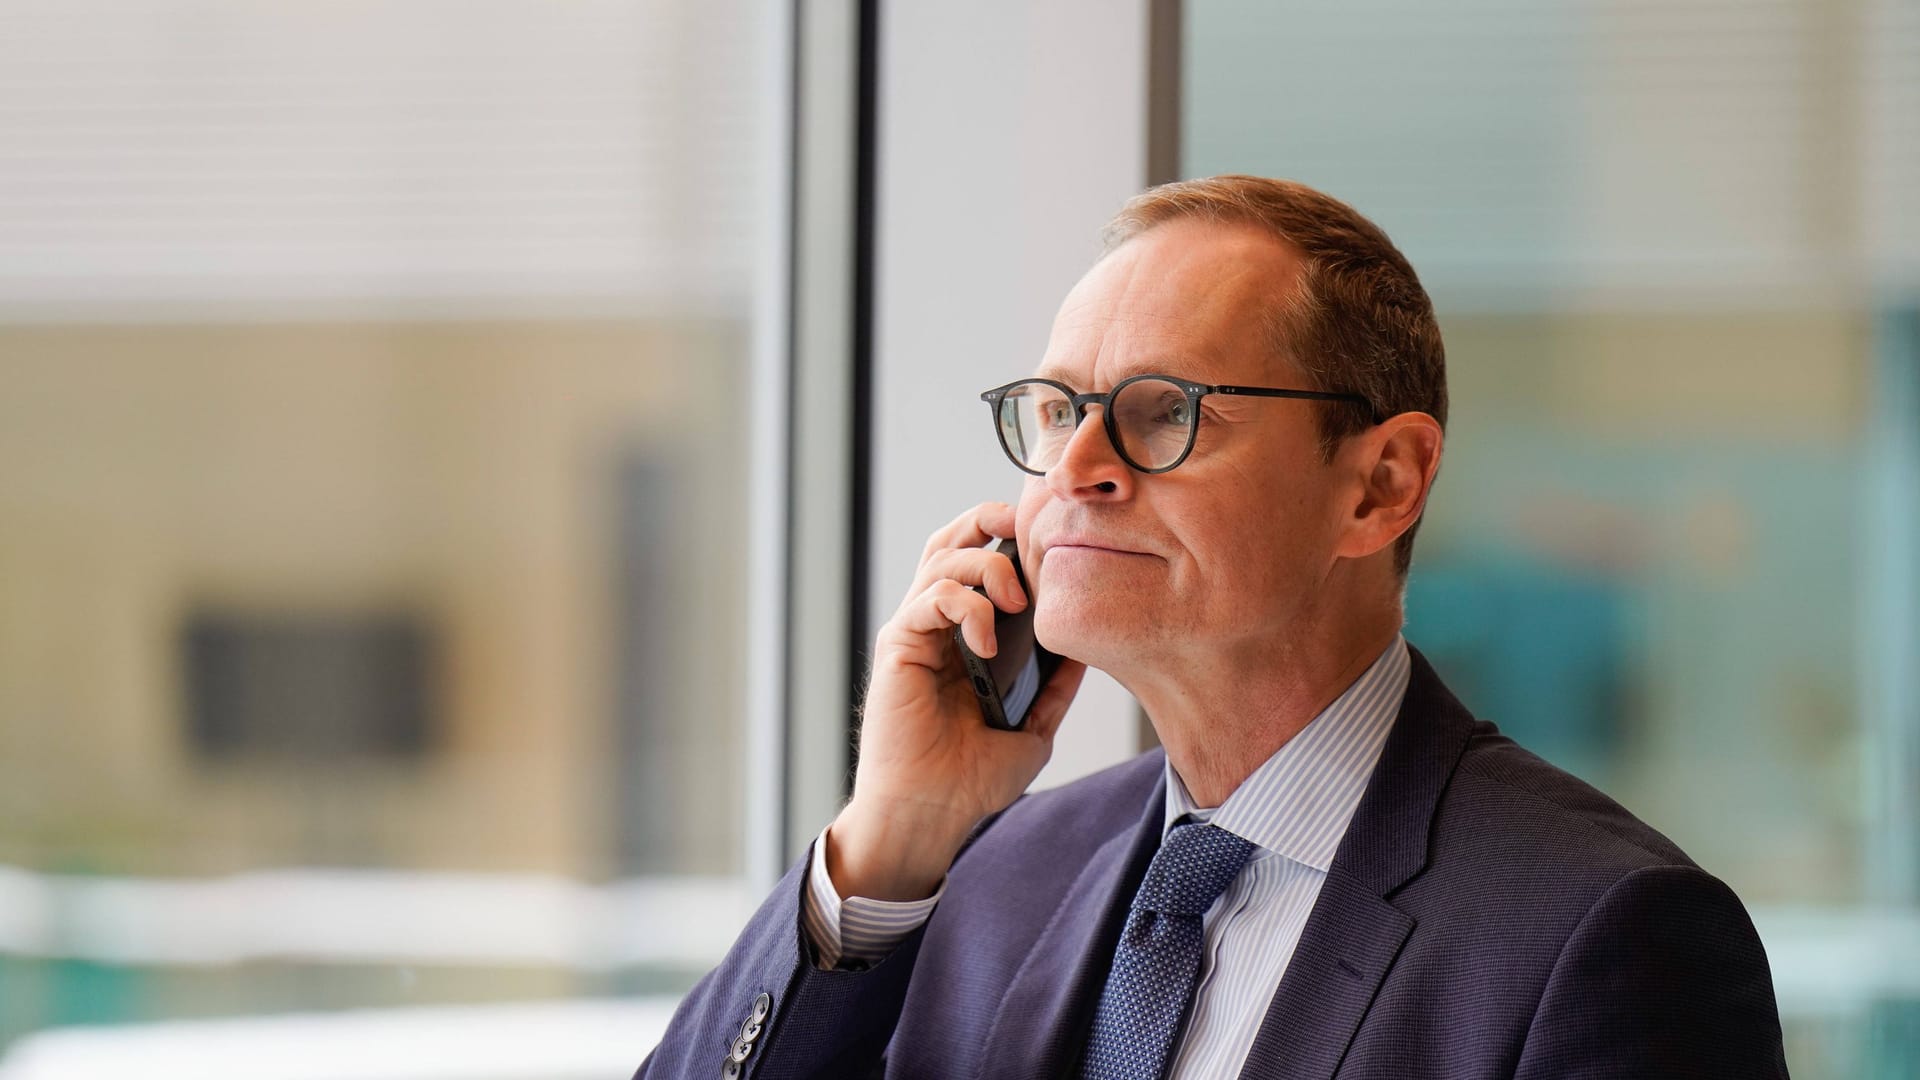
[1240,643,1479,1079]
[1324,643,1478,897]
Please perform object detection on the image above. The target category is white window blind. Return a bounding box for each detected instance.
[0,0,767,314]
[1185,0,1920,303]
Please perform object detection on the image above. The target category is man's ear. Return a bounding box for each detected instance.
[1332,412,1444,562]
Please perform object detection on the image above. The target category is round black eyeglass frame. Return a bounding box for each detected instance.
[979,374,1380,476]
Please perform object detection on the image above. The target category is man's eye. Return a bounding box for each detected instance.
[1153,396,1191,426]
[1042,402,1074,427]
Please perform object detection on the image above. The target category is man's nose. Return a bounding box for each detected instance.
[1045,406,1133,500]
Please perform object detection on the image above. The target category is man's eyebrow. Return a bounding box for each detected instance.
[1030,358,1226,388]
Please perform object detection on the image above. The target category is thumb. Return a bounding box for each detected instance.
[1022,659,1088,742]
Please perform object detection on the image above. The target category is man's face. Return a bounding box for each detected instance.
[1014,219,1350,672]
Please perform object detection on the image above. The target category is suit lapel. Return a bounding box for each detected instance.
[1240,646,1478,1079]
[1238,872,1412,1079]
[971,765,1167,1080]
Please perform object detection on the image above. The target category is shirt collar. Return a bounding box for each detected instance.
[1162,634,1410,873]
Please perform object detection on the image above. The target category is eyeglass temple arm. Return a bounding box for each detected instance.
[1211,385,1382,424]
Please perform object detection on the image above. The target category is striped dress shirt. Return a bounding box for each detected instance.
[803,635,1411,1077]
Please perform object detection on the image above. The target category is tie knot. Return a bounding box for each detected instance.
[1132,821,1256,917]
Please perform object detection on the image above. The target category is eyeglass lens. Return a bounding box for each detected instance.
[997,378,1194,472]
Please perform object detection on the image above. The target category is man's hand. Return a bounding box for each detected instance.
[825,501,1087,903]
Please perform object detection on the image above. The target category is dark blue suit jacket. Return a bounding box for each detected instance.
[640,646,1789,1078]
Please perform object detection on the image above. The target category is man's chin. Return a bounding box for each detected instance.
[1034,607,1145,668]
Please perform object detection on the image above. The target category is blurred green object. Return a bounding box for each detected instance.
[0,939,143,1055]
[47,957,141,1028]
[1866,997,1920,1079]
[1405,554,1630,785]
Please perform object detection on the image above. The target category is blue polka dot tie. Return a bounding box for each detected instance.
[1079,820,1257,1080]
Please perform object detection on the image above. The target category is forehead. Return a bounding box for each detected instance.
[1034,219,1305,388]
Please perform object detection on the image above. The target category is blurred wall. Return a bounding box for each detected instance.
[871,0,1155,784]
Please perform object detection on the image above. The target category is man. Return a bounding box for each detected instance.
[639,176,1788,1079]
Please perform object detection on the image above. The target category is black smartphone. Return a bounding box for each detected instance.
[951,537,1064,730]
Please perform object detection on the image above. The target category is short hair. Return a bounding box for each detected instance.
[1101,175,1448,578]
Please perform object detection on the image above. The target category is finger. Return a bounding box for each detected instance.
[1022,659,1088,742]
[920,501,1017,562]
[894,579,998,658]
[909,547,1027,613]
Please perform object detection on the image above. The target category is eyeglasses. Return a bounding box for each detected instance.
[979,374,1378,476]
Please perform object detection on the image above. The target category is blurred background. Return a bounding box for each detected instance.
[1,1,1915,1078]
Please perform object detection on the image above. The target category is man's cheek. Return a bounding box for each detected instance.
[1013,484,1047,542]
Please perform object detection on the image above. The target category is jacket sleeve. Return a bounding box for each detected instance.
[1512,863,1789,1079]
[633,841,927,1080]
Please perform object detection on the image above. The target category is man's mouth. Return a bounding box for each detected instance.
[1044,535,1152,557]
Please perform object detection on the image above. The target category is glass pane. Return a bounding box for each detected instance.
[0,2,777,1075]
[1003,382,1076,471]
[1112,379,1194,470]
[1186,1,1919,1075]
